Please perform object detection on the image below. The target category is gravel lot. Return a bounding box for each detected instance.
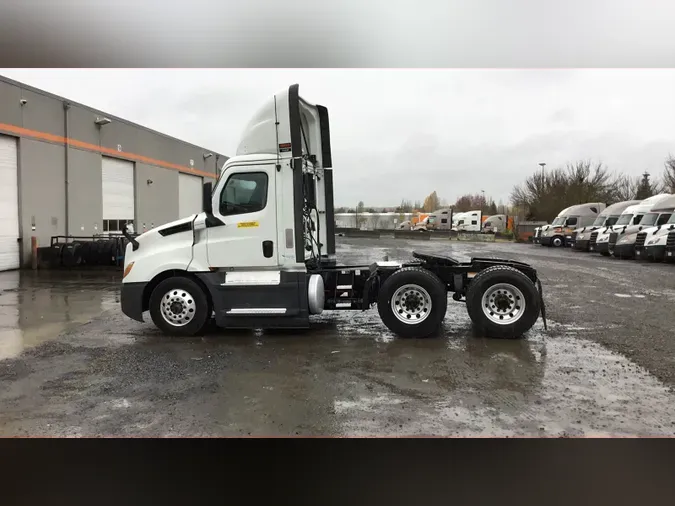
[1,236,675,436]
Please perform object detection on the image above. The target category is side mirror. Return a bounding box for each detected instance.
[203,182,213,214]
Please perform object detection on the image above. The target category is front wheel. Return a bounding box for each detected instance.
[465,266,541,339]
[149,276,211,336]
[377,267,447,338]
[551,236,564,247]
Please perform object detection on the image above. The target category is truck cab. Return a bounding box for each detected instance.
[414,209,454,232]
[540,203,606,247]
[456,210,482,232]
[574,200,641,251]
[630,198,675,261]
[482,214,506,234]
[593,194,673,256]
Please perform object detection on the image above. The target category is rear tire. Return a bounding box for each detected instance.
[377,267,447,338]
[149,276,211,336]
[465,266,541,339]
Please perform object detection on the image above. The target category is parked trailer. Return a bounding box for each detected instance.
[574,200,642,252]
[120,84,547,339]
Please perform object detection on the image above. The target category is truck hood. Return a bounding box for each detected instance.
[137,215,197,241]
[640,224,675,240]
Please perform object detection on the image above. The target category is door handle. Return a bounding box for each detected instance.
[262,240,274,258]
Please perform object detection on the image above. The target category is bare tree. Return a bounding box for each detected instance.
[511,160,617,222]
[663,155,675,193]
[611,173,640,201]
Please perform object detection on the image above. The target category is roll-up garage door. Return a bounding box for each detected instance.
[178,173,203,218]
[0,135,20,271]
[102,157,135,233]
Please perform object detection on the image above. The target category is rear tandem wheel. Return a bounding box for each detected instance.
[465,265,541,339]
[377,267,448,338]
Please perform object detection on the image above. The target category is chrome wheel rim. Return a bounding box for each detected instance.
[553,237,562,247]
[481,283,526,325]
[391,284,432,325]
[160,289,197,327]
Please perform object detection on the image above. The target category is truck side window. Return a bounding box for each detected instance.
[658,214,671,225]
[441,218,447,224]
[219,172,268,216]
[566,217,578,226]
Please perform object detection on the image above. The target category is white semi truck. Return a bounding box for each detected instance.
[120,85,546,339]
[455,210,483,232]
[592,194,673,257]
[573,200,641,251]
[626,198,675,261]
[539,203,606,247]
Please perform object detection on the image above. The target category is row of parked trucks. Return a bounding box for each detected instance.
[411,210,510,233]
[533,193,675,262]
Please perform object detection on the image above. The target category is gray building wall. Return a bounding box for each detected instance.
[0,74,228,266]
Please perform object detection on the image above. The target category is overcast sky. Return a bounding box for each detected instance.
[2,69,675,207]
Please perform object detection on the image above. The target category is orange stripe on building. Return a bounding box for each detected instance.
[0,122,217,179]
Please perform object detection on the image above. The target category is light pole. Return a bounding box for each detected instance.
[539,162,546,178]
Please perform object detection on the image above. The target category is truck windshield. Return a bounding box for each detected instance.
[591,215,607,226]
[615,214,633,226]
[551,217,565,226]
[668,214,675,224]
[640,213,659,226]
[604,216,619,226]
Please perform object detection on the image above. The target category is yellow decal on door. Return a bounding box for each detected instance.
[237,221,259,228]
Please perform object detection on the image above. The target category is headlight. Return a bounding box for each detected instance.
[617,236,630,245]
[647,239,657,245]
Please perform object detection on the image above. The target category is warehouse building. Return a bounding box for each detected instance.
[0,74,228,271]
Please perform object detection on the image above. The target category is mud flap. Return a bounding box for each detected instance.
[536,278,548,331]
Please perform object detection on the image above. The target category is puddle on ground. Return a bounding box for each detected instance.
[313,305,675,436]
[0,270,120,360]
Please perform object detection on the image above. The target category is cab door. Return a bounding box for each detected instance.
[206,162,278,268]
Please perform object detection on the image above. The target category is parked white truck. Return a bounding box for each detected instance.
[592,194,673,257]
[119,84,547,339]
[455,210,483,232]
[627,198,675,261]
[540,203,606,247]
[573,200,641,251]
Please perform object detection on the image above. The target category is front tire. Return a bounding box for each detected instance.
[149,276,211,336]
[465,266,541,339]
[377,267,447,338]
[551,236,564,247]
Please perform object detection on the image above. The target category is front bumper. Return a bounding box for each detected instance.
[592,242,609,254]
[613,243,635,259]
[121,282,147,322]
[540,236,552,246]
[574,239,590,251]
[641,245,666,261]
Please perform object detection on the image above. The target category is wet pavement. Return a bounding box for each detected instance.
[1,237,675,436]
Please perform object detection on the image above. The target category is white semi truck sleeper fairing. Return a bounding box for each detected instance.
[120,85,547,339]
